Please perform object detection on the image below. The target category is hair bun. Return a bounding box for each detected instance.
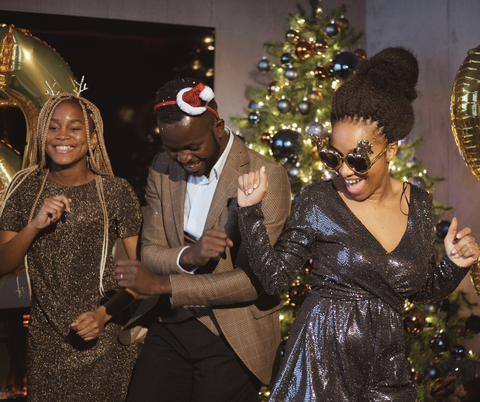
[355,47,418,102]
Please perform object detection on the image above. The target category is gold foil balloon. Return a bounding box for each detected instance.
[0,140,21,197]
[451,45,480,295]
[451,44,480,179]
[0,24,77,199]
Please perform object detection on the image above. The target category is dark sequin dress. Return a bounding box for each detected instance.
[0,173,142,402]
[238,181,470,402]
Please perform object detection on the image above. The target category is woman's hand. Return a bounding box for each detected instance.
[71,306,111,341]
[237,166,268,207]
[444,218,480,267]
[30,195,72,230]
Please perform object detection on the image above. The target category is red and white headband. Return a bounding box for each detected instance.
[154,83,219,119]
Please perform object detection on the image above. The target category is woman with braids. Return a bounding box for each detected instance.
[237,47,479,401]
[0,93,142,401]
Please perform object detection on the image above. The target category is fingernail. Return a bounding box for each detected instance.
[451,248,457,255]
[253,183,258,189]
[456,234,462,240]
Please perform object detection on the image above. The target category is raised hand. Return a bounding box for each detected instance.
[179,229,234,269]
[237,166,268,207]
[71,306,110,341]
[31,195,72,230]
[444,218,480,268]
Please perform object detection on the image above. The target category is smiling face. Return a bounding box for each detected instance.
[158,114,227,177]
[331,119,397,201]
[45,101,98,173]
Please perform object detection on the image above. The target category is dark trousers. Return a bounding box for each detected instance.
[126,318,261,402]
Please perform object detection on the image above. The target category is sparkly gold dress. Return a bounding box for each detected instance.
[0,172,142,402]
[238,181,470,402]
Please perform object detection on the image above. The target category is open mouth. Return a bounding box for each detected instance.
[54,145,75,152]
[181,160,203,173]
[344,177,366,194]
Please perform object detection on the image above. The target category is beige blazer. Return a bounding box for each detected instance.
[121,132,291,385]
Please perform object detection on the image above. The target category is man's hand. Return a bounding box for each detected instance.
[71,306,111,341]
[115,260,172,296]
[179,230,234,270]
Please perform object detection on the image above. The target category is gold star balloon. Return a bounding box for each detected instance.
[451,44,480,180]
[451,44,480,295]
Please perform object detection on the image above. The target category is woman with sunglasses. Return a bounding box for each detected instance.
[237,47,479,401]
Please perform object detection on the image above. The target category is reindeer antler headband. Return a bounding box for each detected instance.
[154,83,219,119]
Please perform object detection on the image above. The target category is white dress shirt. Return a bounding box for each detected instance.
[176,129,234,272]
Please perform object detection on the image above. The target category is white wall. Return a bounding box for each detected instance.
[366,0,480,349]
[0,0,364,128]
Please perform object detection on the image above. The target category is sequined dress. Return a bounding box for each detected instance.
[238,181,469,402]
[0,173,142,401]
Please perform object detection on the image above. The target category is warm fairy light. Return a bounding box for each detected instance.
[207,45,215,51]
[418,172,423,176]
[423,169,427,173]
[206,68,214,77]
[310,71,315,75]
[280,315,284,320]
[192,60,200,70]
[285,82,289,86]
[297,128,302,132]
[303,178,308,182]
[260,150,265,155]
[204,37,213,43]
[325,122,330,127]
[258,102,264,107]
[298,19,305,24]
[293,123,298,128]
[403,176,407,181]
[270,126,275,130]
[278,68,283,72]
[249,143,253,148]
[317,8,322,13]
[269,150,273,155]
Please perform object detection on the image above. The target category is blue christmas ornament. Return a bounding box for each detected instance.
[424,366,440,380]
[430,333,450,353]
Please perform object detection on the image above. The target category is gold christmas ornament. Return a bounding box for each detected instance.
[295,40,315,61]
[0,24,77,198]
[451,45,480,295]
[306,90,323,103]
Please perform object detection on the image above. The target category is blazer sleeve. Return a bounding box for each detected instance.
[170,159,291,308]
[141,154,187,275]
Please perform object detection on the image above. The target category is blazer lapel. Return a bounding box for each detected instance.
[204,134,249,232]
[168,159,188,246]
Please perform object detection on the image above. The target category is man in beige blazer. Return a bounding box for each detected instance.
[115,78,291,401]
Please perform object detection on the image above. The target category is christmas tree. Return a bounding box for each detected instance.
[230,1,480,400]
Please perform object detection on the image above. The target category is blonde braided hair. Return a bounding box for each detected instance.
[1,93,114,296]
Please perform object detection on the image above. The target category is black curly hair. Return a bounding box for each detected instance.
[154,78,218,124]
[331,47,419,143]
